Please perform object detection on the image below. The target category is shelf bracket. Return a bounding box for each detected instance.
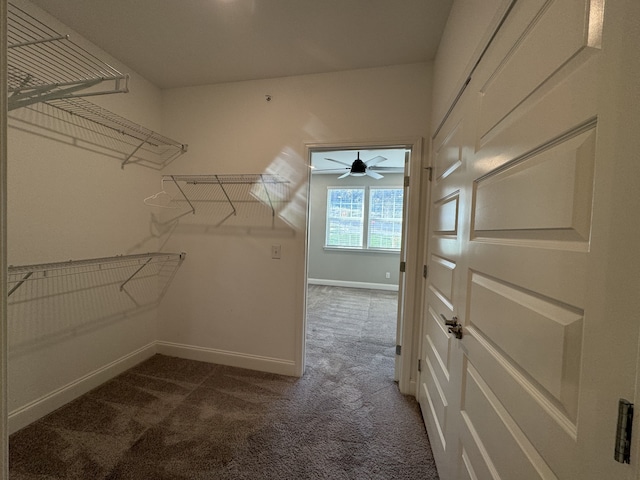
[216,175,237,224]
[8,34,69,49]
[7,271,33,297]
[260,174,276,219]
[8,78,104,111]
[171,176,196,215]
[119,257,153,292]
[260,174,277,228]
[122,133,153,169]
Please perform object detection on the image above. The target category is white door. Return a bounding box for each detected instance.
[419,0,640,479]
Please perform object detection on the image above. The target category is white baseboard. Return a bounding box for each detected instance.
[8,343,157,434]
[8,341,298,433]
[307,278,399,292]
[156,341,298,377]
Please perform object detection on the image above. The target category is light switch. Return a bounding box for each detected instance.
[271,245,281,259]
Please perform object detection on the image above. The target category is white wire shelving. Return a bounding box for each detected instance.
[8,252,186,301]
[8,1,129,110]
[43,97,188,169]
[145,174,293,227]
[7,252,186,351]
[8,2,188,169]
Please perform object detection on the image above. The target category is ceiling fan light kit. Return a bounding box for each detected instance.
[319,151,390,179]
[350,159,367,175]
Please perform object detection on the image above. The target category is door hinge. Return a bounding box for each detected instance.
[418,359,422,372]
[404,175,410,188]
[615,398,634,464]
[395,345,402,356]
[399,261,406,273]
[425,166,433,181]
[423,265,428,278]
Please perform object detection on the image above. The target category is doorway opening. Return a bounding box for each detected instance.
[304,145,411,382]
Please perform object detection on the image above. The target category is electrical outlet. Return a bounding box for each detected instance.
[385,272,391,279]
[271,245,281,259]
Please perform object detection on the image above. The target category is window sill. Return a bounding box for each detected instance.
[323,246,401,254]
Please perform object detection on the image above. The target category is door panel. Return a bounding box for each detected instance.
[420,0,637,479]
[423,353,449,447]
[426,305,453,379]
[429,255,456,308]
[478,0,594,140]
[468,272,583,419]
[473,130,595,240]
[434,120,464,181]
[433,192,460,236]
[461,361,558,480]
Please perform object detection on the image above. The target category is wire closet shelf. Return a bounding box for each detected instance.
[7,252,186,353]
[145,174,293,227]
[8,252,186,300]
[8,1,129,110]
[8,2,188,169]
[44,97,189,169]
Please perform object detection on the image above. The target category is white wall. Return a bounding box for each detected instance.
[158,63,432,375]
[308,173,403,289]
[6,0,166,432]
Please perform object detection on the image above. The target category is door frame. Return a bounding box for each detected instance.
[1,2,8,478]
[300,137,424,394]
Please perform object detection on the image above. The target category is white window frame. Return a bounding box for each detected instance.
[325,187,365,248]
[324,186,403,252]
[367,186,404,251]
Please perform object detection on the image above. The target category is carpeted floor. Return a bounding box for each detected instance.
[9,285,439,479]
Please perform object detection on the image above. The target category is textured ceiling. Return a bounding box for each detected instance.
[29,0,453,89]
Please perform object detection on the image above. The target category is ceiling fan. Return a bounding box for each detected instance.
[319,152,391,179]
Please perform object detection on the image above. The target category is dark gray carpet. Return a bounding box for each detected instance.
[9,285,439,479]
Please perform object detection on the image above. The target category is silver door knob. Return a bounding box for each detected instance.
[440,314,463,339]
[440,313,458,326]
[448,324,463,339]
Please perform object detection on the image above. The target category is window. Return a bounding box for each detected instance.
[325,187,403,251]
[368,188,404,250]
[326,188,364,247]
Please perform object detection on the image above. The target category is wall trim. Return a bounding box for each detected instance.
[7,343,157,434]
[8,340,298,434]
[156,341,298,377]
[307,278,399,292]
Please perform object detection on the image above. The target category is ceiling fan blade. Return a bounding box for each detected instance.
[369,166,403,171]
[338,171,351,179]
[312,167,349,173]
[366,170,383,179]
[324,157,353,167]
[364,155,388,167]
